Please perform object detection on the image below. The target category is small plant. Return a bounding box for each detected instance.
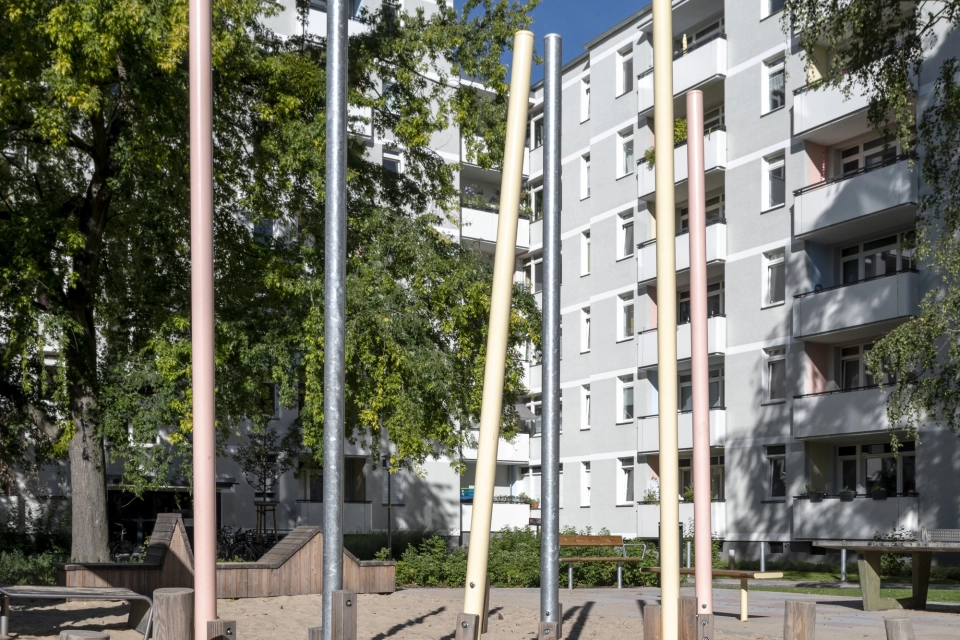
[640,488,659,504]
[682,485,694,503]
[874,525,917,576]
[641,118,688,167]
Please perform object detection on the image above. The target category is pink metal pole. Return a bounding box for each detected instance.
[189,0,218,633]
[686,90,713,614]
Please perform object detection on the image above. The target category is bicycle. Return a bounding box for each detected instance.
[111,522,138,562]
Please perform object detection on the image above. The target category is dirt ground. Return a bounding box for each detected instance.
[7,586,960,639]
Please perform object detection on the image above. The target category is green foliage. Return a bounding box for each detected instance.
[641,118,689,167]
[0,502,71,555]
[232,425,300,498]
[345,527,440,561]
[0,550,65,586]
[873,524,917,576]
[783,1,960,443]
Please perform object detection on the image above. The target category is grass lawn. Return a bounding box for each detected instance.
[718,585,960,603]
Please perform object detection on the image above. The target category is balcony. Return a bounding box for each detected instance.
[794,156,918,244]
[637,219,727,284]
[793,386,899,439]
[793,270,921,342]
[793,80,871,145]
[297,501,373,533]
[458,201,530,254]
[460,502,532,532]
[638,129,726,201]
[637,315,727,368]
[638,34,727,116]
[638,502,726,538]
[637,408,726,453]
[462,433,531,464]
[793,495,919,540]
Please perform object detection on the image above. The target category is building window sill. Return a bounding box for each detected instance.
[616,503,634,508]
[616,171,634,181]
[617,253,635,262]
[580,349,591,354]
[761,203,786,215]
[762,105,786,118]
[761,399,787,406]
[616,419,634,425]
[761,300,785,310]
[616,336,634,344]
[761,498,786,504]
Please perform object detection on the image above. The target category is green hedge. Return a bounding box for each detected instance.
[344,527,441,561]
[0,550,66,585]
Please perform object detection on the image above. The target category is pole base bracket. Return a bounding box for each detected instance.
[208,619,236,640]
[454,613,479,640]
[696,613,714,640]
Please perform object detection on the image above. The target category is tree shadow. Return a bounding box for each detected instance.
[5,600,130,637]
[564,601,594,640]
[372,605,446,639]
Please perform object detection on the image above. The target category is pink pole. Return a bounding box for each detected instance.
[189,0,218,633]
[686,89,713,614]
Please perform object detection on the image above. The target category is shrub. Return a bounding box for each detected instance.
[344,527,441,561]
[0,550,65,585]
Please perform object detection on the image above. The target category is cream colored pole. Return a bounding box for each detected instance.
[652,0,680,638]
[461,30,534,623]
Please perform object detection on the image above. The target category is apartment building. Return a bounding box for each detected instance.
[517,0,960,558]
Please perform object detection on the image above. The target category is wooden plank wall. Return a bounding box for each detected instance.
[58,517,395,598]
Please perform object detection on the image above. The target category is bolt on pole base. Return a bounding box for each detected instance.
[538,602,562,639]
[207,619,237,640]
[455,613,480,640]
[696,613,714,640]
[329,590,358,640]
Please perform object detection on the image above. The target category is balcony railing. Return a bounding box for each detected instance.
[793,384,884,400]
[460,195,533,221]
[793,268,919,300]
[637,32,728,78]
[637,216,727,250]
[793,153,914,197]
[793,494,919,540]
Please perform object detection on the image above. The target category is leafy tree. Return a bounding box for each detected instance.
[0,0,540,561]
[233,425,299,502]
[783,1,960,442]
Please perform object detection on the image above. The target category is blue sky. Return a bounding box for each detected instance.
[455,0,650,83]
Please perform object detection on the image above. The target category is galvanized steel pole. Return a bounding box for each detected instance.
[188,0,217,634]
[687,89,713,617]
[653,0,680,637]
[322,0,349,638]
[461,30,534,626]
[540,32,562,633]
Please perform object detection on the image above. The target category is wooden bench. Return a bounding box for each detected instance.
[560,535,650,590]
[639,568,783,621]
[0,585,153,639]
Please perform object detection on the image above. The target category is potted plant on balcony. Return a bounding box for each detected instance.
[839,486,857,502]
[682,485,695,503]
[640,488,659,504]
[871,487,888,500]
[805,484,825,503]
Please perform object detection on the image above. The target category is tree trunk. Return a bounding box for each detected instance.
[68,387,110,562]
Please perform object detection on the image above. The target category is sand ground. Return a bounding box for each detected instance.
[7,586,960,639]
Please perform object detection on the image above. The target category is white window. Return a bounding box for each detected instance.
[709,367,725,408]
[525,255,543,294]
[580,307,591,352]
[618,293,635,340]
[580,461,591,506]
[764,249,785,306]
[580,231,591,275]
[531,115,544,149]
[302,462,323,501]
[581,154,591,199]
[678,282,725,324]
[383,147,402,174]
[679,194,725,231]
[679,373,692,412]
[531,396,542,436]
[765,0,785,18]
[839,441,916,496]
[531,185,544,222]
[617,46,634,96]
[618,375,635,422]
[766,444,787,498]
[618,211,635,259]
[837,136,899,177]
[765,347,787,402]
[618,128,635,178]
[618,457,635,505]
[581,385,591,430]
[840,342,895,390]
[765,57,785,112]
[580,76,591,122]
[559,463,564,508]
[764,153,785,210]
[523,465,541,503]
[704,104,725,131]
[840,232,915,284]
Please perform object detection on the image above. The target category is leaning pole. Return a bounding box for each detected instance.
[539,33,562,640]
[687,89,715,633]
[652,0,680,638]
[322,0,349,638]
[457,30,534,639]
[188,0,218,635]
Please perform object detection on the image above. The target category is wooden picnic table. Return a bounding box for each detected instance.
[0,584,153,640]
[817,540,960,611]
[640,568,783,621]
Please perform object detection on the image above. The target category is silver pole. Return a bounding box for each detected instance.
[841,549,847,582]
[760,542,766,573]
[686,540,691,569]
[540,32,562,629]
[322,0,348,637]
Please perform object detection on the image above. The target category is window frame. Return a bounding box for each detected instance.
[617,127,635,178]
[617,374,635,423]
[618,293,635,341]
[581,384,591,430]
[580,230,591,276]
[763,153,786,211]
[764,347,787,404]
[580,461,591,507]
[764,56,786,114]
[840,232,915,283]
[616,46,634,97]
[580,307,591,353]
[531,115,544,150]
[764,0,786,19]
[763,249,786,307]
[580,76,591,122]
[524,255,544,294]
[383,147,403,174]
[581,154,591,200]
[617,210,635,260]
[766,444,787,499]
[618,457,635,506]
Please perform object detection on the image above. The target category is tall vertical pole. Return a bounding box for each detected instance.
[188,0,217,635]
[652,1,680,638]
[322,0,349,638]
[460,30,534,630]
[540,32,562,634]
[687,90,713,617]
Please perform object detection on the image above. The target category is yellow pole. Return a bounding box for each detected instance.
[461,30,534,621]
[652,1,680,638]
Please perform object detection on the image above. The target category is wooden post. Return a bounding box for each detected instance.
[884,617,917,640]
[783,600,816,640]
[308,628,321,640]
[330,590,357,640]
[679,596,697,640]
[481,576,491,633]
[455,613,479,640]
[208,619,237,640]
[696,613,714,640]
[643,603,661,640]
[59,632,110,640]
[154,587,194,640]
[739,578,748,622]
[727,549,735,570]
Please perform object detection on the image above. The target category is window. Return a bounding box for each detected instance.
[765,0,785,18]
[838,445,858,493]
[523,465,541,503]
[580,307,591,352]
[839,342,895,390]
[581,231,591,275]
[617,47,634,96]
[765,57,785,112]
[531,116,544,149]
[531,186,544,222]
[837,442,916,495]
[679,458,693,499]
[619,458,635,505]
[580,462,591,506]
[840,232,915,284]
[764,153,785,209]
[764,249,785,306]
[709,367,725,408]
[344,457,367,502]
[260,383,278,419]
[679,194,725,231]
[618,211,635,259]
[531,395,542,436]
[383,148,402,174]
[580,77,591,122]
[525,255,543,293]
[581,385,591,429]
[679,368,724,411]
[710,456,725,500]
[581,154,591,199]
[765,347,786,402]
[704,104,725,131]
[618,375,635,422]
[766,444,787,498]
[679,373,692,412]
[384,0,400,28]
[618,293,635,340]
[678,282,725,323]
[618,128,635,178]
[303,463,323,502]
[837,136,899,177]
